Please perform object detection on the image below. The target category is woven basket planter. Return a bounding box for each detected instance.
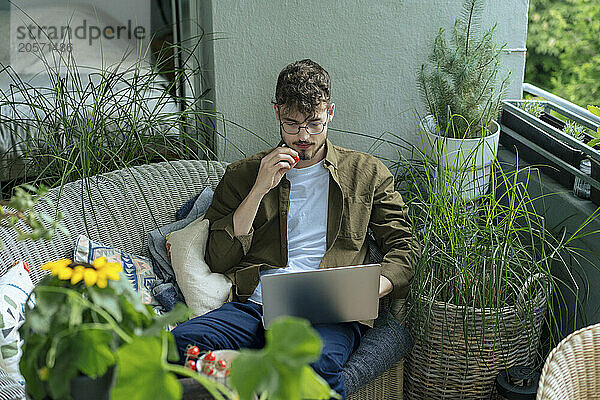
[404,289,547,399]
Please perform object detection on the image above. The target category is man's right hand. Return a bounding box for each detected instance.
[252,146,299,196]
[233,146,299,237]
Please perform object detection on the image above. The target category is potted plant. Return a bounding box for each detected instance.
[417,0,510,201]
[400,146,600,398]
[18,257,230,400]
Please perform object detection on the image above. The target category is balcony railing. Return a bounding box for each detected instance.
[500,83,600,194]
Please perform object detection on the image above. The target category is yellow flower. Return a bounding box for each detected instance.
[70,265,86,285]
[91,257,122,288]
[84,268,97,287]
[42,259,73,279]
[42,257,122,288]
[58,267,73,280]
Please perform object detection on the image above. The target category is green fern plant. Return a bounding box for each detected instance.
[418,0,511,139]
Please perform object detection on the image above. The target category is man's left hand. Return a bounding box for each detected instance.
[379,275,393,298]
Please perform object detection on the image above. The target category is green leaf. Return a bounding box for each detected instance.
[587,137,600,148]
[142,302,191,337]
[164,330,180,363]
[115,288,156,336]
[267,362,300,400]
[88,286,122,322]
[24,289,65,335]
[229,317,333,400]
[266,317,322,368]
[110,278,149,315]
[72,328,116,377]
[19,335,47,400]
[298,365,341,400]
[229,350,278,400]
[48,339,79,399]
[113,336,182,400]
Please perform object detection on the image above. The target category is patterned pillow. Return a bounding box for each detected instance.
[74,235,158,306]
[0,261,34,389]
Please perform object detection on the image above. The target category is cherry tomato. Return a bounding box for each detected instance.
[203,351,216,362]
[186,359,197,371]
[186,346,200,357]
[203,366,214,376]
[216,360,227,370]
[293,155,300,163]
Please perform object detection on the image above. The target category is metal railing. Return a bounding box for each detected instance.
[498,84,600,192]
[522,83,600,125]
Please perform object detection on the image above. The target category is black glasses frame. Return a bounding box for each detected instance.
[279,111,330,135]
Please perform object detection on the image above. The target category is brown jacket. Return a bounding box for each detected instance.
[204,139,419,303]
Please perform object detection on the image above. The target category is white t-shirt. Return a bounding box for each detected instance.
[248,159,329,304]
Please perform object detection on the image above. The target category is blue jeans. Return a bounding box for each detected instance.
[171,301,366,399]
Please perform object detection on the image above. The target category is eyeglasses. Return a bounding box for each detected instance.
[279,112,329,135]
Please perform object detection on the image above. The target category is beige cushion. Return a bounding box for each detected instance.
[167,217,232,317]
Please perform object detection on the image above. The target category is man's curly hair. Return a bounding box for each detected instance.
[273,59,330,118]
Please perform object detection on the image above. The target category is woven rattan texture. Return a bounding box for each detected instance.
[0,368,25,400]
[180,360,405,400]
[404,292,547,399]
[536,322,600,400]
[0,160,227,285]
[349,360,404,400]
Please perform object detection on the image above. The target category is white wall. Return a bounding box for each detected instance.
[210,0,529,165]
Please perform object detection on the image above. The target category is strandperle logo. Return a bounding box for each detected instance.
[15,19,146,46]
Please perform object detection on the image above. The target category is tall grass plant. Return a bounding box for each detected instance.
[401,124,600,358]
[0,26,218,193]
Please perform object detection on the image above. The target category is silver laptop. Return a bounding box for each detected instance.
[260,264,381,328]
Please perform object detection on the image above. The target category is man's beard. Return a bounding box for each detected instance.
[298,139,326,160]
[282,134,327,161]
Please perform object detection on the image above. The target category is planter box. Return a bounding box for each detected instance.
[592,161,600,205]
[501,101,583,188]
[500,100,600,205]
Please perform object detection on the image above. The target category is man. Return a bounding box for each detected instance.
[172,59,418,399]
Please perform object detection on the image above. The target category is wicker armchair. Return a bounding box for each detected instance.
[536,322,600,399]
[0,160,411,400]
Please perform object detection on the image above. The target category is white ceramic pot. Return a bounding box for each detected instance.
[420,115,500,202]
